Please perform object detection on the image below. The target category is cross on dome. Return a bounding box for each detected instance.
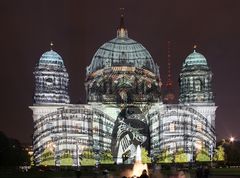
[193,44,197,52]
[50,41,54,50]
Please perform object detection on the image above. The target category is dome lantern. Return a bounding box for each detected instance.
[117,14,128,38]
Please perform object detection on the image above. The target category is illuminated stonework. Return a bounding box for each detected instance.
[179,50,214,103]
[30,17,216,166]
[85,66,161,104]
[33,50,70,104]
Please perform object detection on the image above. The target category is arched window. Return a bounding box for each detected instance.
[194,79,202,92]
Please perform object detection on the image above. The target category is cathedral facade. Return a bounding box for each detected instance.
[30,17,216,166]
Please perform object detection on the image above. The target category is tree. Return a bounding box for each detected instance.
[175,148,188,163]
[100,149,114,164]
[156,149,173,163]
[40,148,55,166]
[60,150,73,166]
[196,148,210,162]
[0,132,30,166]
[141,147,151,164]
[222,140,240,165]
[80,149,96,166]
[214,145,225,161]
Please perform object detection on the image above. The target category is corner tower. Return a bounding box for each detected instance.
[33,46,70,104]
[179,47,214,103]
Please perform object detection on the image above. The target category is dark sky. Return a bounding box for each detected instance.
[1,0,240,144]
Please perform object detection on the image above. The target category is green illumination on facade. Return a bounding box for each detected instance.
[141,148,151,164]
[174,149,188,163]
[196,148,211,162]
[40,148,55,166]
[80,149,96,166]
[60,152,73,166]
[156,149,173,163]
[99,150,114,164]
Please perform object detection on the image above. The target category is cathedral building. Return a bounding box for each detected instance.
[29,16,216,166]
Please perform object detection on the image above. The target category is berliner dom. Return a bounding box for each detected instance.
[29,16,216,166]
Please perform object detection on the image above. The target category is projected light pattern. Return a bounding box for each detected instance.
[30,16,216,166]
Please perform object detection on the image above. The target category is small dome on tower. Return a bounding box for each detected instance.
[39,50,64,65]
[182,49,209,71]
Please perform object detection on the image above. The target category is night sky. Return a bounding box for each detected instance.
[1,0,240,144]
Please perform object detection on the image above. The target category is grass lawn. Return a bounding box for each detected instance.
[210,168,240,176]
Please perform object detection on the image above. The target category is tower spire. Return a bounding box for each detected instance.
[166,41,173,88]
[119,8,125,29]
[163,41,175,103]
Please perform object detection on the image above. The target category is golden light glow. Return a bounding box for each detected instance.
[46,141,55,152]
[170,123,175,132]
[132,162,148,177]
[195,140,202,150]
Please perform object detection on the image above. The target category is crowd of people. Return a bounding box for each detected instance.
[120,166,210,178]
[75,165,210,178]
[122,169,149,178]
[196,166,209,178]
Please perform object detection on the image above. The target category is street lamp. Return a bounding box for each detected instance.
[76,144,80,168]
[54,136,61,167]
[210,144,213,167]
[191,140,195,163]
[75,139,83,168]
[230,136,235,143]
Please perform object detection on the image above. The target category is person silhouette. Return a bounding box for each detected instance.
[196,165,203,178]
[203,166,209,178]
[140,169,149,178]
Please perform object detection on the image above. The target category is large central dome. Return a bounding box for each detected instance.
[85,16,161,104]
[86,16,158,75]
